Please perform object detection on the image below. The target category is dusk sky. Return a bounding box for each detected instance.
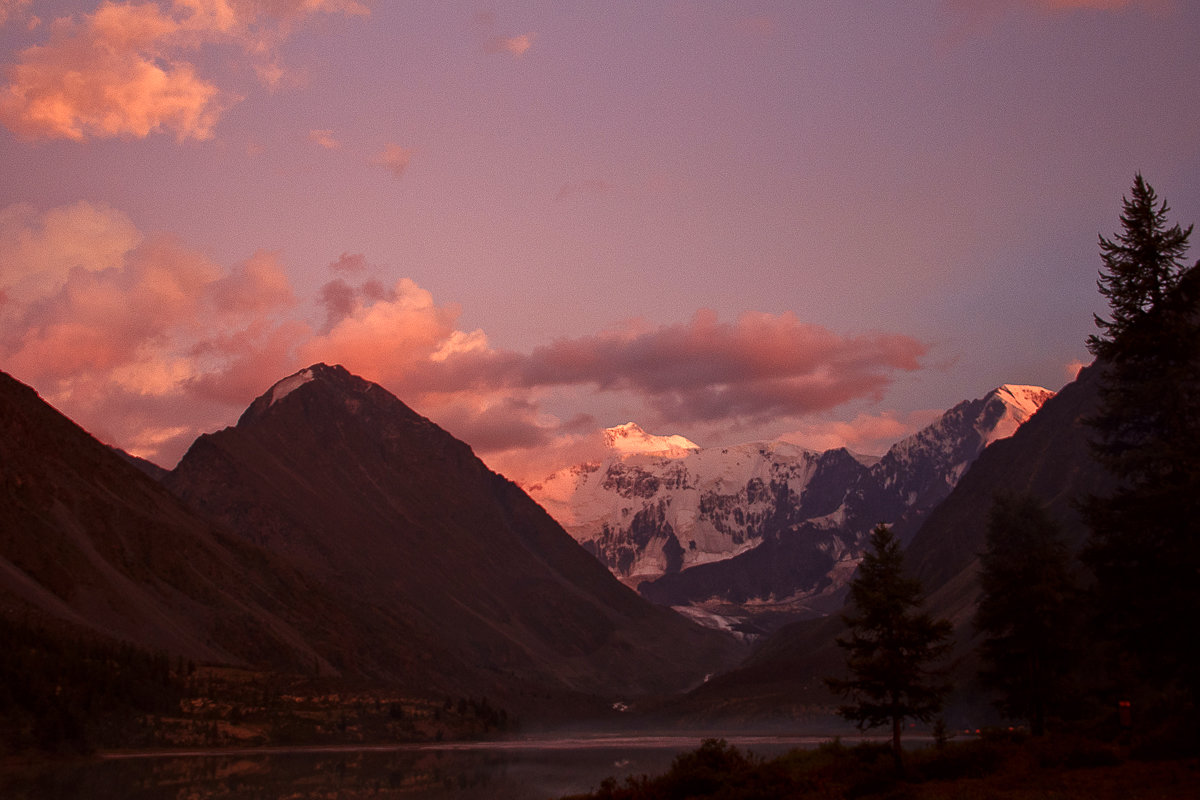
[2,0,1198,483]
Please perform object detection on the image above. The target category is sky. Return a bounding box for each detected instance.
[1,0,1198,484]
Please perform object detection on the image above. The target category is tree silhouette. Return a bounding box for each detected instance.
[975,493,1077,735]
[826,525,952,772]
[1082,175,1200,712]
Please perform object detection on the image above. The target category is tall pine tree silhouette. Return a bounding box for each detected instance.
[827,525,951,773]
[1083,174,1200,714]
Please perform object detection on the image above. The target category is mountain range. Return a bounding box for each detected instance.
[672,363,1106,722]
[527,385,1053,633]
[1,354,1108,733]
[0,365,739,718]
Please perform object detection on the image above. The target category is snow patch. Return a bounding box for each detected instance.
[269,369,315,406]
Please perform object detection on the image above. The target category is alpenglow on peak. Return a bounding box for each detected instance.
[602,422,699,457]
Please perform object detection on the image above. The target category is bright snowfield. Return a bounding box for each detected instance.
[531,431,832,583]
[603,422,700,458]
[268,368,315,406]
[527,385,1054,596]
[983,385,1056,445]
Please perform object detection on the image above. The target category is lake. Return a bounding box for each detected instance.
[0,734,844,799]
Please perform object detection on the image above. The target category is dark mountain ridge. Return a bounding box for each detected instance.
[165,364,739,703]
[670,364,1106,721]
[0,370,334,673]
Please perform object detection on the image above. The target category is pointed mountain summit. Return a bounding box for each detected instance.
[527,383,1053,633]
[166,364,737,704]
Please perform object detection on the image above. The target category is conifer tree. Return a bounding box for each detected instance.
[1082,174,1200,711]
[975,493,1077,736]
[826,525,952,772]
[1087,174,1192,360]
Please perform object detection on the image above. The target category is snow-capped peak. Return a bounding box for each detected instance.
[993,384,1055,418]
[268,368,315,406]
[602,422,699,457]
[980,384,1054,447]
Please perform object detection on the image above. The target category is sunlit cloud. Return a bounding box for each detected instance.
[309,128,340,149]
[0,202,301,460]
[0,201,142,302]
[0,5,228,141]
[778,409,945,457]
[485,32,536,56]
[399,310,926,425]
[0,0,31,27]
[0,202,929,475]
[0,0,367,141]
[374,143,413,178]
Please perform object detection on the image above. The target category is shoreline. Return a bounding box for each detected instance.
[85,730,869,761]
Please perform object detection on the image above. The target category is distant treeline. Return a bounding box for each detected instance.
[0,614,184,754]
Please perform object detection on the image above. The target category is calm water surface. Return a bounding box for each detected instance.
[1,735,839,799]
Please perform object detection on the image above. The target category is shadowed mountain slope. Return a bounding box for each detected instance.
[906,362,1108,611]
[0,370,333,672]
[165,364,739,703]
[669,365,1107,721]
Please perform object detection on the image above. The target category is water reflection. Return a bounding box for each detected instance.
[1,736,827,800]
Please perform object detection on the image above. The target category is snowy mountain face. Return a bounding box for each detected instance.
[526,386,1053,634]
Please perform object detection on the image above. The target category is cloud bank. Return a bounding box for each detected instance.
[0,202,928,480]
[0,0,366,141]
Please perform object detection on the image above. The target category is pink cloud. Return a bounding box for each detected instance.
[309,128,340,149]
[485,32,535,56]
[185,318,311,406]
[0,0,367,142]
[0,202,929,472]
[401,310,926,424]
[207,250,295,316]
[374,143,413,178]
[0,202,306,462]
[297,279,461,381]
[0,0,31,27]
[431,396,557,453]
[779,409,945,457]
[0,3,230,141]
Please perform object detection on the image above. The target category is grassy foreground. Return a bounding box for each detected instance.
[561,734,1199,800]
